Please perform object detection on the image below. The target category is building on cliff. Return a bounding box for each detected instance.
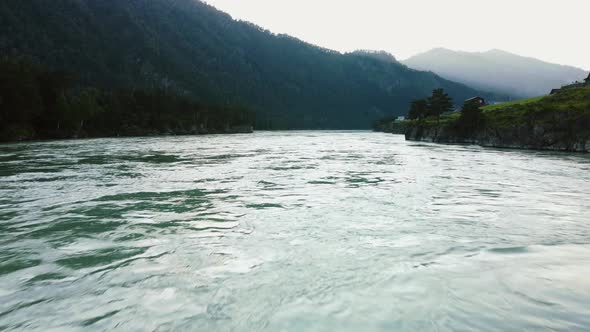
[465,96,487,106]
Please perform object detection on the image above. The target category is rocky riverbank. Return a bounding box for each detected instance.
[401,85,590,152]
[405,122,590,152]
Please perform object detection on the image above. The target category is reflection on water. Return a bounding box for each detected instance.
[1,132,590,331]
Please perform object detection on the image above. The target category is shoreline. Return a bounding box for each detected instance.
[0,126,254,145]
[401,126,590,153]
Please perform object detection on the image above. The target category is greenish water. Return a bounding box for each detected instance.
[1,131,590,331]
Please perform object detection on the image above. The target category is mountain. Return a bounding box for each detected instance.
[403,48,588,99]
[0,0,489,129]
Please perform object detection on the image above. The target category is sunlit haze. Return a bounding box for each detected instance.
[205,0,590,70]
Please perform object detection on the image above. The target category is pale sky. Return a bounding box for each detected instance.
[204,0,590,70]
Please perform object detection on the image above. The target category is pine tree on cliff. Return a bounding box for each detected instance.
[456,98,485,137]
[408,99,428,120]
[427,89,454,122]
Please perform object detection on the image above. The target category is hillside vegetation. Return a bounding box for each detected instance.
[481,97,545,112]
[0,57,254,142]
[482,86,590,129]
[399,86,590,152]
[0,0,491,129]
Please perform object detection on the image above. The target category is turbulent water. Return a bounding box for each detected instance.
[1,131,590,331]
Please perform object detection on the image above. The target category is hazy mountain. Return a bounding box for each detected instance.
[0,0,490,129]
[403,48,588,98]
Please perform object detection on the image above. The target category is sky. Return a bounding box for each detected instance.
[204,0,590,70]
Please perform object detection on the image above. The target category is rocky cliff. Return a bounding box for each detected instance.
[404,86,590,152]
[405,122,590,152]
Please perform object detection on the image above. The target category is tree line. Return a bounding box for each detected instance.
[406,88,454,122]
[0,57,255,142]
[400,88,485,135]
[0,0,490,129]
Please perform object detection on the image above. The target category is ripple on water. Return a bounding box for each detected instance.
[488,246,530,254]
[245,203,284,209]
[56,247,148,270]
[0,132,589,331]
[0,257,42,277]
[77,153,185,165]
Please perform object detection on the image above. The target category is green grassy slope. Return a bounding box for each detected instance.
[481,86,590,128]
[482,96,545,112]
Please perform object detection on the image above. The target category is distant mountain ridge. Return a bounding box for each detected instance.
[350,50,399,63]
[0,0,492,129]
[403,48,588,98]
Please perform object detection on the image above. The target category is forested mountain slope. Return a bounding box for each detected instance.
[0,0,489,129]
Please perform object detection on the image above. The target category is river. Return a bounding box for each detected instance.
[1,131,590,331]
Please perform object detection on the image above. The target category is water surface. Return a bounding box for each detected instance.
[1,131,590,331]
